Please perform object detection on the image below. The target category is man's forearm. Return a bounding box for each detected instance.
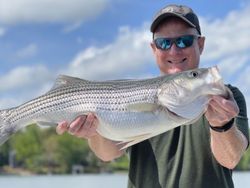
[88,134,125,162]
[210,123,248,169]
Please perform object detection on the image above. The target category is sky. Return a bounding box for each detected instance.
[0,0,249,119]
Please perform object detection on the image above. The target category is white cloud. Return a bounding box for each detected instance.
[217,55,249,78]
[16,43,38,59]
[63,24,155,80]
[0,65,52,92]
[201,5,250,63]
[236,67,250,100]
[236,66,250,93]
[0,0,110,24]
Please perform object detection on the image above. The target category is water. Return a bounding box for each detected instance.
[0,172,249,188]
[0,174,127,188]
[233,171,250,188]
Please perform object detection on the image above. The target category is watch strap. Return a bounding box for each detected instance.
[209,118,235,132]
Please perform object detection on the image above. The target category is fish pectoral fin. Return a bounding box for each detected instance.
[126,103,159,112]
[36,121,58,127]
[117,133,153,150]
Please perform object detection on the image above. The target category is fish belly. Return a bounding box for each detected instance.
[95,108,189,142]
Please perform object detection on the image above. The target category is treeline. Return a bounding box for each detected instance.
[0,124,129,174]
[235,130,250,171]
[0,125,249,175]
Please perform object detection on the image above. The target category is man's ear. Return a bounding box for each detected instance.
[198,36,205,54]
[150,42,157,54]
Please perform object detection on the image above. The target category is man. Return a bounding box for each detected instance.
[56,4,249,188]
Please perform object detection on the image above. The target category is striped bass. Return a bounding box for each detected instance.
[0,66,228,149]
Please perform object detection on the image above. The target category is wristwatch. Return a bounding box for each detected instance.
[209,118,235,132]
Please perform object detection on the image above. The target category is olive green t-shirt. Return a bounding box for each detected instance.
[127,85,249,188]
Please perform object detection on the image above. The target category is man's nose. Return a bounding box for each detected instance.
[168,43,182,55]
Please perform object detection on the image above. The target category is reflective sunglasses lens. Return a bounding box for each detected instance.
[155,38,171,50]
[176,35,194,48]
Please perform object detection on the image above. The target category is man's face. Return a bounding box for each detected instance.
[151,18,205,74]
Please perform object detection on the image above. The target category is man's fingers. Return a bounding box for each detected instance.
[208,101,232,119]
[56,121,68,135]
[68,115,87,134]
[56,114,98,139]
[75,114,98,138]
[210,96,239,115]
[206,97,238,127]
[84,113,95,129]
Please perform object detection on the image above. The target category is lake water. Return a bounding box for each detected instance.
[0,172,249,188]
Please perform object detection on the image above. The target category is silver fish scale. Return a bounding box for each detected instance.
[7,77,161,127]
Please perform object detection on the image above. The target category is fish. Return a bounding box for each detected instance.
[0,66,228,149]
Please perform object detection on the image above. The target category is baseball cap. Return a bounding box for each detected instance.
[150,4,201,35]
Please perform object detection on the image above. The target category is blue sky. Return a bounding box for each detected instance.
[0,0,250,119]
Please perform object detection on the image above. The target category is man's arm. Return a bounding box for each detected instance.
[205,95,248,169]
[56,113,125,162]
[210,123,248,169]
[88,134,125,161]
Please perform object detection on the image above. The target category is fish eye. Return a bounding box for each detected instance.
[189,71,199,78]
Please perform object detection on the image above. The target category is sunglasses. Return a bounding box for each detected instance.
[154,35,200,50]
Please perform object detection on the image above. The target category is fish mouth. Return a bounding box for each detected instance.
[210,87,229,98]
[209,66,222,82]
[207,66,228,97]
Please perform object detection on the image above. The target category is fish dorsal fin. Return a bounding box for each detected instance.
[126,103,159,112]
[52,75,89,90]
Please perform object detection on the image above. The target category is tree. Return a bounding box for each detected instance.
[10,125,43,171]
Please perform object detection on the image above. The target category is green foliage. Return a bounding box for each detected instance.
[236,130,250,171]
[0,124,129,174]
[53,133,89,173]
[10,125,43,170]
[111,155,129,171]
[0,141,10,166]
[236,149,250,171]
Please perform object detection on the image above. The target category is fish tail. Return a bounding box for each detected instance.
[0,108,17,145]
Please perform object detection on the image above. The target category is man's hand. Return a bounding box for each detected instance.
[56,113,98,139]
[56,113,124,161]
[205,95,239,127]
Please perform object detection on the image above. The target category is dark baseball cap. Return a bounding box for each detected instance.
[150,4,201,35]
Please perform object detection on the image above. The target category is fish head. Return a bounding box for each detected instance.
[157,66,228,119]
